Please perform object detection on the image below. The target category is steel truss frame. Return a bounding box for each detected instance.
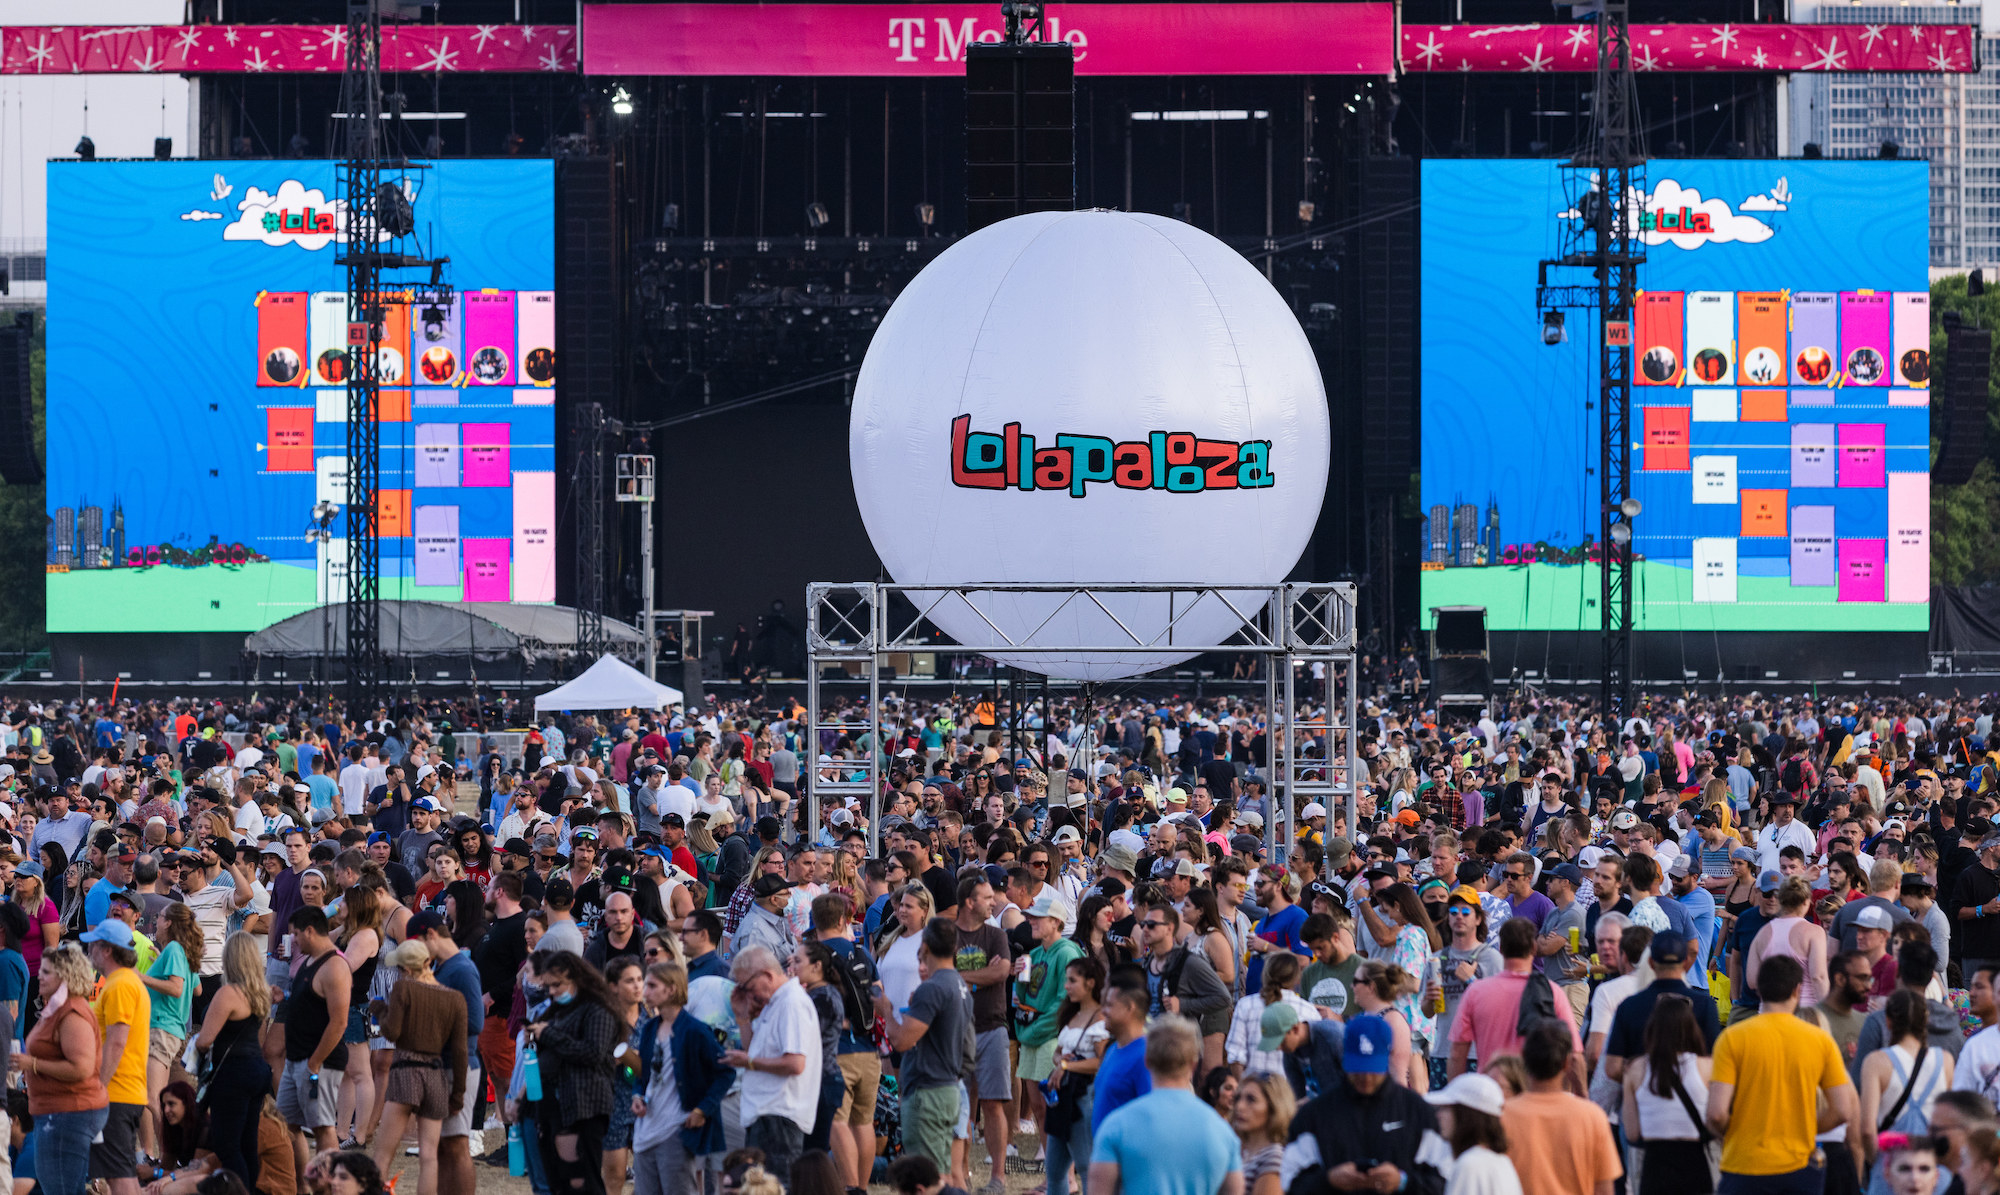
[806,581,1361,857]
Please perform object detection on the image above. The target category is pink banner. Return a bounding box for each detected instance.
[583,3,1396,76]
[0,24,576,74]
[463,538,511,603]
[462,423,511,487]
[1400,23,1977,74]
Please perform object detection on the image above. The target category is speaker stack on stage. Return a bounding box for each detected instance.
[965,40,1076,232]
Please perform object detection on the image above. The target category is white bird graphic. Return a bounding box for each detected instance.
[210,174,232,202]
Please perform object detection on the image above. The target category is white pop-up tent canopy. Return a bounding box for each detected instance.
[534,653,684,713]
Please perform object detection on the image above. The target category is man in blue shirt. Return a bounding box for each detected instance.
[1668,853,1720,974]
[1088,1014,1241,1195]
[1090,967,1153,1135]
[83,845,135,930]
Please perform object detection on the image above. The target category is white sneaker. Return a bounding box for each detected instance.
[465,1129,484,1156]
[1017,1118,1035,1135]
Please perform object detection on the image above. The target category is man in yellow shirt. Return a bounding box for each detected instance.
[84,918,152,1195]
[1706,952,1857,1194]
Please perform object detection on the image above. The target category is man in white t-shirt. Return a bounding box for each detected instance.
[723,945,821,1180]
[338,744,372,818]
[655,766,697,824]
[232,777,265,841]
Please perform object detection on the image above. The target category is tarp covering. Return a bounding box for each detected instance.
[534,653,683,712]
[243,602,646,660]
[1933,586,2000,654]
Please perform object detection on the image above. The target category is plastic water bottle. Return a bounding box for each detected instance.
[1038,1075,1060,1108]
[507,1123,526,1177]
[522,1045,543,1101]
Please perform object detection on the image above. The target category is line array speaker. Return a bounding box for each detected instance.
[1359,156,1416,492]
[0,316,39,485]
[555,156,617,608]
[1934,324,1991,487]
[965,42,1075,233]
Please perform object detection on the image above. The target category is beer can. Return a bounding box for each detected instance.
[1568,926,1581,953]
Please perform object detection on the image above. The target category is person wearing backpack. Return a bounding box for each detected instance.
[809,891,885,1191]
[1446,917,1584,1088]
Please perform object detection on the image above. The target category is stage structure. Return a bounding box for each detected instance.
[805,581,1361,858]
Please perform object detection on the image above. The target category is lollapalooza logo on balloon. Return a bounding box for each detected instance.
[948,414,1274,496]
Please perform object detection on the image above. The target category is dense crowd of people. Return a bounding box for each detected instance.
[0,685,1998,1195]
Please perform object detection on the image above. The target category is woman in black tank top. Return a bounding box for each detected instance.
[193,931,276,1191]
[335,880,386,1150]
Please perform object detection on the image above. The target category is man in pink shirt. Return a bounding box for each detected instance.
[1446,915,1584,1082]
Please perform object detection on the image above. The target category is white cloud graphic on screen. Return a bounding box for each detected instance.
[221,179,367,251]
[179,210,223,222]
[1636,178,1775,248]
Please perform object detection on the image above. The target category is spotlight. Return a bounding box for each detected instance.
[1972,268,1986,298]
[1802,142,1824,159]
[1540,310,1567,346]
[1609,521,1632,546]
[914,202,936,228]
[611,87,634,116]
[74,136,95,161]
[1879,141,1901,159]
[806,202,830,229]
[1298,200,1316,225]
[1619,497,1642,518]
[662,202,680,232]
[153,137,172,160]
[419,307,446,339]
[374,182,415,237]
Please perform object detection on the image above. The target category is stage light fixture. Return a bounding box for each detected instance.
[1609,521,1632,546]
[914,202,936,228]
[1879,141,1901,159]
[74,136,95,161]
[153,138,172,160]
[1298,200,1316,225]
[611,87,634,116]
[662,203,680,232]
[374,182,415,237]
[1540,310,1567,345]
[1972,269,1986,298]
[1803,142,1824,159]
[806,202,830,229]
[1620,497,1642,519]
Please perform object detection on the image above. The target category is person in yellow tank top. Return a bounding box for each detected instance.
[1707,952,1856,1192]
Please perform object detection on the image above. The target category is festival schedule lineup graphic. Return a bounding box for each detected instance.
[45,160,556,634]
[1419,160,1930,633]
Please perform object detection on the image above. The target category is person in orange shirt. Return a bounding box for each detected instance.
[1503,1021,1623,1195]
[84,917,152,1195]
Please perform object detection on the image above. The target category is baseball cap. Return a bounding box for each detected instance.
[1648,929,1691,965]
[1067,768,1089,782]
[367,830,392,847]
[1548,863,1586,885]
[1425,1072,1507,1119]
[1024,890,1070,922]
[1757,869,1784,893]
[750,873,796,898]
[502,838,532,857]
[1100,843,1139,875]
[1300,802,1327,819]
[1237,810,1265,831]
[1231,833,1265,857]
[1609,810,1640,830]
[411,797,440,813]
[571,826,599,842]
[405,911,447,937]
[80,919,135,949]
[1257,1002,1303,1052]
[1393,809,1421,827]
[1342,1013,1394,1074]
[1668,853,1695,879]
[1447,884,1483,908]
[1855,904,1895,931]
[14,860,41,880]
[1051,825,1083,846]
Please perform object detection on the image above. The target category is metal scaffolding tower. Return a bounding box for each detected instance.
[1537,0,1645,718]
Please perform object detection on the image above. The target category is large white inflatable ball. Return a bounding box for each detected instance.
[850,210,1330,681]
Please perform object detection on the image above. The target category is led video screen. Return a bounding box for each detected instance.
[1419,160,1930,633]
[45,160,556,633]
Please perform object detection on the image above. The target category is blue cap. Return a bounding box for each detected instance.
[1758,869,1783,893]
[1342,1013,1393,1075]
[1649,929,1691,965]
[1548,863,1586,885]
[80,919,134,950]
[15,860,42,880]
[367,831,392,846]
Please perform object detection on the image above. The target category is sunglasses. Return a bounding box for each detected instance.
[1446,905,1476,915]
[1140,919,1168,930]
[1504,871,1528,881]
